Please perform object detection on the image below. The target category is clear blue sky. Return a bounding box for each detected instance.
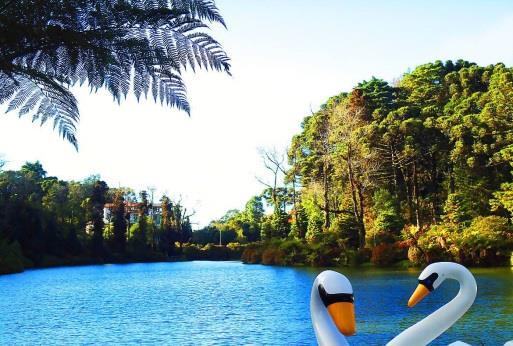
[1,0,513,227]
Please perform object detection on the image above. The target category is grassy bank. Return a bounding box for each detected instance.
[0,241,244,275]
[240,237,513,268]
[3,237,512,276]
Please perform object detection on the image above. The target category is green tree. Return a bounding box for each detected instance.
[136,190,149,244]
[20,161,46,181]
[111,189,127,254]
[0,169,45,261]
[289,204,308,239]
[89,180,108,256]
[243,199,263,241]
[371,189,404,244]
[191,226,217,245]
[330,90,376,248]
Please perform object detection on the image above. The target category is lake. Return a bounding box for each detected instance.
[0,261,512,345]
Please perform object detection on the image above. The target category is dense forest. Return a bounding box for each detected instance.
[0,161,203,274]
[207,60,513,267]
[2,60,513,274]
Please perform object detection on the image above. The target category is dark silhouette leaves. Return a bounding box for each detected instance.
[0,0,231,149]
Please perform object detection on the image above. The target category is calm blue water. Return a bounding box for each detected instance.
[0,261,512,345]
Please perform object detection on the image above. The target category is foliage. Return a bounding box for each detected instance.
[159,194,175,255]
[111,189,127,254]
[0,237,25,274]
[127,217,151,256]
[241,243,264,264]
[458,216,513,265]
[240,196,264,241]
[412,216,513,266]
[491,182,513,219]
[191,226,216,245]
[182,243,242,261]
[241,235,350,267]
[7,59,513,271]
[0,0,230,147]
[417,223,458,264]
[370,242,406,266]
[443,193,473,225]
[0,161,196,274]
[89,180,108,256]
[407,246,424,266]
[220,60,513,268]
[370,189,404,244]
[261,246,285,265]
[289,205,308,239]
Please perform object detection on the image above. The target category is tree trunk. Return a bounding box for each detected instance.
[292,178,298,228]
[413,161,421,229]
[399,163,414,224]
[390,144,399,196]
[449,163,455,194]
[323,161,331,230]
[430,153,438,223]
[347,154,362,246]
[357,184,366,249]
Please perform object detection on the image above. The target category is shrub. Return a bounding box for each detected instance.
[226,242,244,255]
[443,193,473,225]
[306,233,346,267]
[407,246,424,266]
[182,243,202,259]
[305,212,323,243]
[307,242,332,266]
[417,223,457,263]
[182,243,242,261]
[241,243,264,264]
[289,206,308,239]
[458,216,513,265]
[371,244,394,266]
[0,238,25,274]
[370,242,405,266]
[261,247,285,265]
[372,189,404,238]
[278,239,308,265]
[343,247,371,266]
[331,214,359,249]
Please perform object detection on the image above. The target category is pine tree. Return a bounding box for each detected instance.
[112,190,127,253]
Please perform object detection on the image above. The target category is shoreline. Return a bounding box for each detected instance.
[3,256,511,276]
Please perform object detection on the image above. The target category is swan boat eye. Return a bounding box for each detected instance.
[418,272,439,291]
[408,272,440,308]
[318,284,354,307]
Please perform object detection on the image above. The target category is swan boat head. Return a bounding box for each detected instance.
[407,262,476,308]
[408,262,446,307]
[311,270,356,337]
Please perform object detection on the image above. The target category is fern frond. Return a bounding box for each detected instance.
[4,67,80,149]
[0,0,230,147]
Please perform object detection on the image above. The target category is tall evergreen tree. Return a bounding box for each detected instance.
[136,190,149,247]
[160,195,175,255]
[90,180,108,256]
[112,189,127,253]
